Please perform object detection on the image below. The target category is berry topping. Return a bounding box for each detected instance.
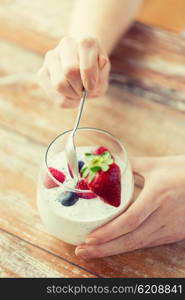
[94,146,108,155]
[44,167,66,189]
[81,150,121,207]
[75,179,96,199]
[78,160,85,172]
[58,192,79,206]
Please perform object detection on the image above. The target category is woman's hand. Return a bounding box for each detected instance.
[38,37,110,108]
[75,156,185,259]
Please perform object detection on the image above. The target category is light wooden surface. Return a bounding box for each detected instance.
[0,0,185,278]
[138,0,185,33]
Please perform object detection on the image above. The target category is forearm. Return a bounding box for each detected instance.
[69,0,142,55]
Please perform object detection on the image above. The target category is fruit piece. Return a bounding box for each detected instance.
[94,146,108,155]
[81,150,114,181]
[44,167,66,189]
[81,150,121,207]
[58,192,79,206]
[67,163,74,178]
[88,163,121,207]
[78,160,85,172]
[75,179,96,199]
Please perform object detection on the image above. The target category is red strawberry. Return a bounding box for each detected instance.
[44,167,66,189]
[87,163,121,207]
[94,146,108,155]
[75,179,96,199]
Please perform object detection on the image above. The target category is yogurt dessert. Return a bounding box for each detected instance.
[37,130,134,245]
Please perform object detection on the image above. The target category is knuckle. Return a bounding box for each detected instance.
[54,81,66,93]
[59,98,69,108]
[80,37,97,48]
[64,66,80,79]
[89,247,102,258]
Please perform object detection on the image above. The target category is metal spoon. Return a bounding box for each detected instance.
[65,89,87,181]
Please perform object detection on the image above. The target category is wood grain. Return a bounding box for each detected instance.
[110,23,185,113]
[0,1,185,278]
[0,229,97,278]
[0,0,72,53]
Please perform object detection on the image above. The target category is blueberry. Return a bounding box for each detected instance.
[78,160,85,172]
[58,192,79,206]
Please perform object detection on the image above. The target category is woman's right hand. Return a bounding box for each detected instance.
[38,37,110,108]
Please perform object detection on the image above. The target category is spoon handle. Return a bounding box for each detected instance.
[72,89,87,136]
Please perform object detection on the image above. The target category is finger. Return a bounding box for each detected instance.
[37,67,63,103]
[59,97,80,109]
[85,183,159,245]
[78,38,99,90]
[59,37,83,96]
[145,236,177,249]
[130,157,159,177]
[76,227,156,259]
[76,211,163,258]
[89,55,110,97]
[46,50,79,100]
[130,157,151,176]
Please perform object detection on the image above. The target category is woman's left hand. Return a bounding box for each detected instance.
[75,156,185,259]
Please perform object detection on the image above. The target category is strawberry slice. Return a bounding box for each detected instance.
[88,163,121,207]
[75,179,96,199]
[44,167,66,189]
[81,150,121,207]
[94,146,108,155]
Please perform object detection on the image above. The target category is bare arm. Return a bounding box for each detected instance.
[69,0,142,55]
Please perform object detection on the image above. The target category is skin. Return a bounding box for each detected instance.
[38,37,111,108]
[37,0,185,258]
[75,156,185,259]
[38,0,142,108]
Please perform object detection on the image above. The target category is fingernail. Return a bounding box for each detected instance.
[99,55,108,70]
[85,237,97,245]
[75,248,89,258]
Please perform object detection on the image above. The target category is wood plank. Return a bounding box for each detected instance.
[110,23,185,113]
[0,0,73,53]
[0,229,96,278]
[137,0,185,33]
[0,126,185,278]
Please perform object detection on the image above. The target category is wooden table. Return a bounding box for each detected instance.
[0,0,185,278]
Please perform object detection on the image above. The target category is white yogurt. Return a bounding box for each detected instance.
[37,147,134,245]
